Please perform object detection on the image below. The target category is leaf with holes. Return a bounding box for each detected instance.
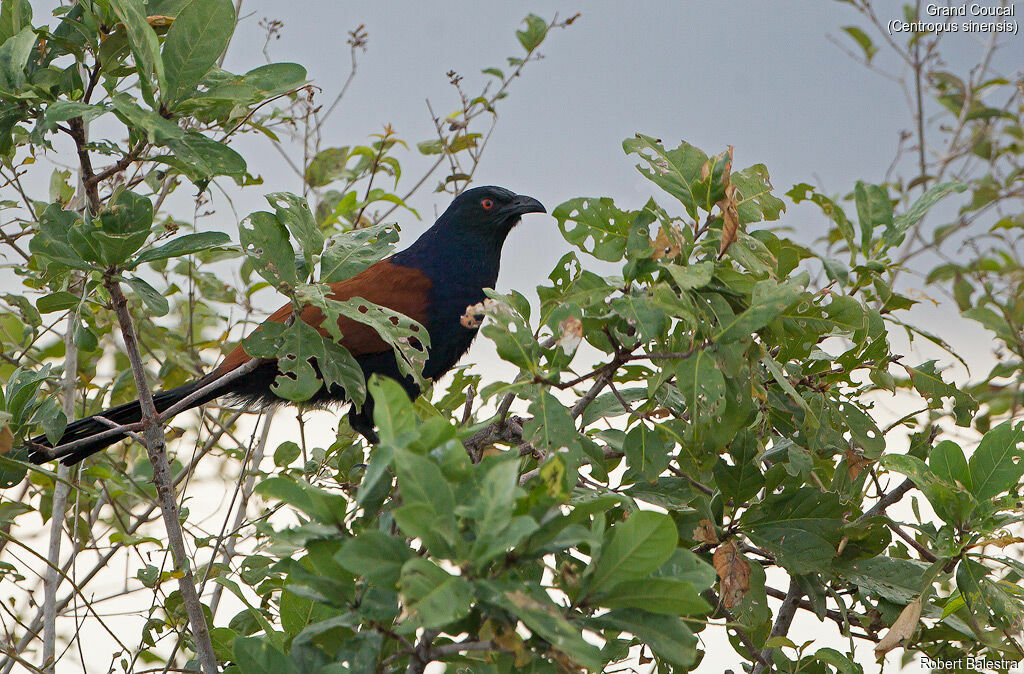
[968,421,1024,502]
[553,196,635,262]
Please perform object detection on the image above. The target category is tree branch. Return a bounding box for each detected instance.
[42,286,80,672]
[763,585,878,643]
[103,276,218,674]
[405,628,439,674]
[753,578,803,674]
[857,477,914,522]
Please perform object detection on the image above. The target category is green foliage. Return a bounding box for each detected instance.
[1,3,1023,673]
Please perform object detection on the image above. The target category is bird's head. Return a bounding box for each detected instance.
[398,186,546,280]
[440,186,546,240]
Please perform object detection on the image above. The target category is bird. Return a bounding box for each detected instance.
[26,186,545,466]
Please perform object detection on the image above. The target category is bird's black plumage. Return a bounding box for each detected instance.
[26,186,545,466]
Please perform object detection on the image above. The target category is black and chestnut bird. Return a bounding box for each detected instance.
[27,186,546,466]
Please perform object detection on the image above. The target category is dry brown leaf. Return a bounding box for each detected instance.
[716,146,739,258]
[652,225,683,260]
[845,446,871,480]
[460,298,497,328]
[967,535,1024,550]
[0,425,12,456]
[693,518,718,544]
[874,598,922,657]
[146,15,174,29]
[713,540,750,608]
[555,317,583,355]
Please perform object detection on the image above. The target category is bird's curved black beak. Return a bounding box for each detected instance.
[507,194,546,216]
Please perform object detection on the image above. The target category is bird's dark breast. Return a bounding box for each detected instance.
[421,281,486,380]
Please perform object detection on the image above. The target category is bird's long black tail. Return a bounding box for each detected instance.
[27,375,220,467]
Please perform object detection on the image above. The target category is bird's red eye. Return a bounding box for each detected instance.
[481,198,494,210]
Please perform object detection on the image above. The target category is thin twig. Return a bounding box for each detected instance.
[42,293,80,672]
[856,477,914,522]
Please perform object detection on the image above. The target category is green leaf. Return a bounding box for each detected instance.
[29,205,92,272]
[415,139,443,156]
[597,578,710,615]
[885,181,966,248]
[241,62,307,94]
[837,556,930,604]
[133,231,231,265]
[786,183,855,252]
[398,558,473,628]
[675,349,726,417]
[392,449,458,555]
[906,360,977,427]
[500,590,604,670]
[368,376,416,444]
[111,94,246,182]
[664,261,714,290]
[742,488,844,574]
[36,291,82,314]
[653,548,717,588]
[109,0,165,105]
[623,134,709,219]
[611,292,669,341]
[124,276,168,317]
[956,558,992,618]
[0,0,31,45]
[239,210,297,286]
[160,0,236,105]
[320,223,398,283]
[335,531,412,587]
[968,421,1024,502]
[37,102,107,136]
[232,636,298,674]
[242,321,322,401]
[523,390,577,451]
[588,510,677,591]
[553,196,634,262]
[467,459,538,566]
[838,400,884,459]
[160,130,246,181]
[841,26,877,63]
[330,297,429,382]
[95,189,154,265]
[929,440,971,490]
[853,181,891,253]
[622,423,670,483]
[515,14,548,52]
[731,163,786,224]
[279,589,333,638]
[254,476,346,525]
[318,339,366,408]
[714,439,763,502]
[588,609,698,667]
[715,277,802,342]
[881,453,977,525]
[0,26,35,93]
[265,192,323,267]
[272,441,299,467]
[305,147,349,186]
